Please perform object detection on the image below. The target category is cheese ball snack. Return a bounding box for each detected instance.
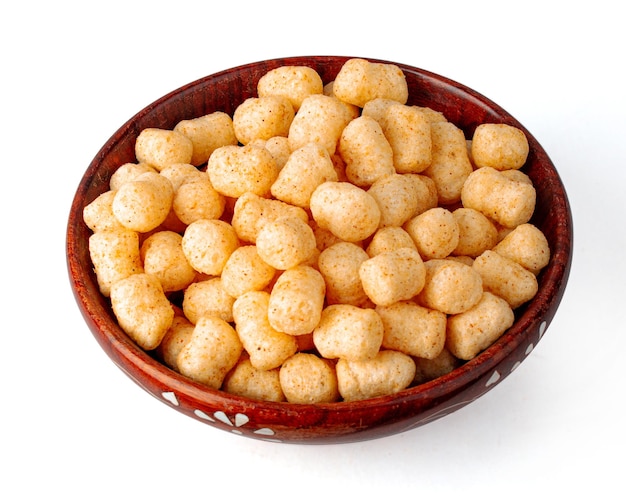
[89,228,142,297]
[336,350,416,402]
[173,111,238,166]
[109,162,157,190]
[366,226,417,257]
[310,181,381,242]
[177,316,243,389]
[313,304,384,361]
[376,301,447,359]
[318,242,370,306]
[359,247,426,307]
[181,219,239,276]
[287,94,355,155]
[473,250,538,309]
[413,347,460,384]
[404,207,460,260]
[220,245,276,298]
[270,142,338,208]
[110,273,174,351]
[417,258,483,314]
[461,166,537,228]
[249,136,292,170]
[446,292,515,360]
[231,191,309,244]
[156,315,194,372]
[233,96,295,145]
[159,163,206,190]
[338,115,395,187]
[233,291,298,371]
[256,216,317,270]
[279,353,340,404]
[207,144,279,198]
[172,176,225,225]
[471,123,529,170]
[112,171,174,233]
[140,230,197,292]
[134,128,193,171]
[332,58,408,108]
[424,121,474,205]
[492,223,550,274]
[268,265,326,336]
[376,102,432,174]
[452,207,499,258]
[368,173,433,228]
[257,65,324,111]
[83,190,125,232]
[182,278,235,324]
[223,357,285,402]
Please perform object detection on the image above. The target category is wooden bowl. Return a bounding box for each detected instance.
[66,56,572,444]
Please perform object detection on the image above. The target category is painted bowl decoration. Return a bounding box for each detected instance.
[66,56,572,444]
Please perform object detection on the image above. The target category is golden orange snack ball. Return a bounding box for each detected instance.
[471,123,529,170]
[256,216,317,270]
[140,230,197,292]
[181,219,239,276]
[318,241,370,306]
[173,111,238,166]
[182,277,235,324]
[233,96,295,145]
[134,128,193,171]
[223,357,285,402]
[220,245,276,298]
[257,65,324,111]
[279,352,339,404]
[404,207,460,260]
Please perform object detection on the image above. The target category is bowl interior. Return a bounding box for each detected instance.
[67,56,572,443]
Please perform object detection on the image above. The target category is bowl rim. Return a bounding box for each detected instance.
[66,55,573,431]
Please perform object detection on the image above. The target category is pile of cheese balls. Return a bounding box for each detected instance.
[84,58,550,403]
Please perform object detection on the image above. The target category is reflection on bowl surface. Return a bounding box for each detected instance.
[67,56,572,444]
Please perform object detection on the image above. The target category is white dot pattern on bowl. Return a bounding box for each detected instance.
[156,319,550,442]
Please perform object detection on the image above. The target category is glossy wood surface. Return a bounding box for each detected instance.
[66,56,572,444]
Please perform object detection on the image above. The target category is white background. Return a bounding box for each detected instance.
[2,1,624,497]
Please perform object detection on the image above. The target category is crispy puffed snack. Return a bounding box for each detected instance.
[366,226,417,257]
[404,207,460,260]
[249,136,292,170]
[172,176,225,225]
[332,58,408,108]
[376,102,432,174]
[177,316,243,389]
[376,301,447,360]
[424,121,474,205]
[233,291,298,371]
[471,123,529,170]
[473,250,538,309]
[313,304,384,361]
[336,350,416,402]
[220,245,276,298]
[461,166,536,228]
[452,207,499,258]
[279,352,339,404]
[492,223,550,274]
[223,357,285,402]
[446,292,515,360]
[287,94,355,155]
[231,191,309,244]
[368,173,427,228]
[110,273,174,351]
[271,142,338,208]
[268,265,326,336]
[182,278,235,324]
[89,228,143,297]
[417,258,483,314]
[413,347,460,385]
[140,230,197,292]
[173,111,238,166]
[207,144,279,198]
[257,65,324,111]
[134,128,193,171]
[233,96,295,145]
[310,181,381,242]
[181,219,239,276]
[318,242,370,306]
[83,190,125,232]
[256,216,317,270]
[109,162,157,190]
[156,315,194,372]
[359,247,426,307]
[112,171,174,233]
[338,115,395,187]
[159,163,206,190]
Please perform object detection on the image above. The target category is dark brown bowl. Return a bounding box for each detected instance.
[66,56,572,444]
